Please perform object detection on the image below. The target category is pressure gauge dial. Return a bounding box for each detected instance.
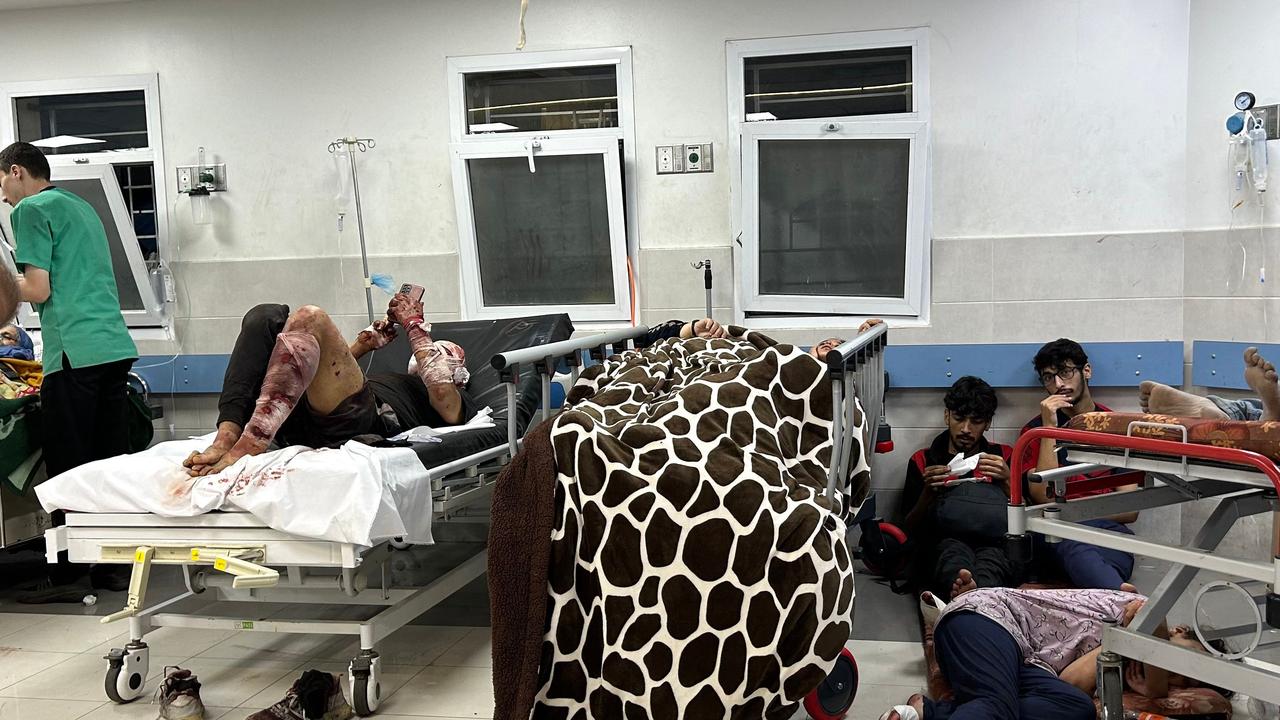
[1235,91,1256,111]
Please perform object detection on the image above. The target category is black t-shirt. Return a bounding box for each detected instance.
[367,372,478,433]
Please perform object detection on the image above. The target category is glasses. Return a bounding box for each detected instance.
[1039,365,1080,386]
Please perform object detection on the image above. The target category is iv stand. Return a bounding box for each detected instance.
[328,137,377,324]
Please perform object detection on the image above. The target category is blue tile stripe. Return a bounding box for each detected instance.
[883,341,1183,389]
[133,340,1185,395]
[1191,341,1280,390]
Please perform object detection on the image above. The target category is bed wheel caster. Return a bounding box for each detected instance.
[1005,533,1032,565]
[804,647,858,720]
[1097,650,1124,720]
[349,651,382,716]
[104,641,149,704]
[1266,593,1280,629]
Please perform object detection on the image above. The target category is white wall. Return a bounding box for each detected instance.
[1186,0,1280,231]
[0,0,1192,352]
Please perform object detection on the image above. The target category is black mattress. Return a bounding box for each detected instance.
[363,314,573,469]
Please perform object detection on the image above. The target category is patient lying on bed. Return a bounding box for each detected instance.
[184,293,476,476]
[638,316,883,361]
[1140,346,1280,421]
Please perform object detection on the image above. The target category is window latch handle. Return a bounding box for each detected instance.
[525,139,542,173]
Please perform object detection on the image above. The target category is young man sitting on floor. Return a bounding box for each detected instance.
[1020,338,1141,591]
[183,292,475,476]
[1139,346,1280,421]
[899,376,1017,602]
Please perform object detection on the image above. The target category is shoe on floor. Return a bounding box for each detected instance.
[245,669,353,720]
[156,666,206,720]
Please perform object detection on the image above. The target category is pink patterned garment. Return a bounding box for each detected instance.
[938,588,1143,674]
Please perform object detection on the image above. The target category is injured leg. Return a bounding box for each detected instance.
[1139,380,1227,419]
[1243,347,1280,421]
[199,331,320,475]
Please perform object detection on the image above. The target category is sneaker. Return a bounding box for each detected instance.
[156,666,205,720]
[245,669,353,720]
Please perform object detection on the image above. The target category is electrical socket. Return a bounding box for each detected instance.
[656,145,684,174]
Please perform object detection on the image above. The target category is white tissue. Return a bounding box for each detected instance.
[947,452,980,477]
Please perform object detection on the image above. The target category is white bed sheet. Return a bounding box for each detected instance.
[35,435,433,546]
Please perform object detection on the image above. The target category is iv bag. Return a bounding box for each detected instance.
[334,146,354,211]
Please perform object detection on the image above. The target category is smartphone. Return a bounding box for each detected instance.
[398,283,425,303]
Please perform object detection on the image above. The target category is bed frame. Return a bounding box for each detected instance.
[1005,425,1280,716]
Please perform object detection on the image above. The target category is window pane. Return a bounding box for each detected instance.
[757,138,909,298]
[15,90,148,153]
[52,178,147,311]
[468,154,615,306]
[465,66,618,133]
[745,47,911,120]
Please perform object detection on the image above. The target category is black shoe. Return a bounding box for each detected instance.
[246,669,352,720]
[90,564,132,592]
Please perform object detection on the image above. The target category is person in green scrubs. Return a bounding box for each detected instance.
[1,141,138,592]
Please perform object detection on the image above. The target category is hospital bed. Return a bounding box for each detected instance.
[41,313,575,715]
[1004,425,1280,717]
[487,322,889,720]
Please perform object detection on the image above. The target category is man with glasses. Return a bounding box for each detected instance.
[1018,338,1141,590]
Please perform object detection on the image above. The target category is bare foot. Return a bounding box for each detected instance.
[1243,347,1280,421]
[1121,582,1138,593]
[1143,382,1227,419]
[950,568,977,599]
[198,432,270,476]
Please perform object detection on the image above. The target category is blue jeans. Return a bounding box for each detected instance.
[1050,519,1135,589]
[926,612,1096,720]
[1208,396,1264,421]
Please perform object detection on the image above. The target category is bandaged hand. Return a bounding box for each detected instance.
[356,319,397,350]
[409,338,470,387]
[387,293,425,329]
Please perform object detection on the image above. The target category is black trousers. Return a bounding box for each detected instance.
[932,536,1018,598]
[41,354,134,478]
[217,303,291,431]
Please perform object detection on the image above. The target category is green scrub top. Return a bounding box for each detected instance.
[11,187,137,375]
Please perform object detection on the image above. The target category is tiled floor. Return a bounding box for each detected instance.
[0,611,927,720]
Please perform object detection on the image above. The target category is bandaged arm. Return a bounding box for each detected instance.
[404,320,464,424]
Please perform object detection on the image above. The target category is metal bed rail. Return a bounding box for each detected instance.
[824,322,888,501]
[490,325,652,455]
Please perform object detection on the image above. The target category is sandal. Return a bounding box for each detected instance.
[879,705,920,720]
[919,591,946,626]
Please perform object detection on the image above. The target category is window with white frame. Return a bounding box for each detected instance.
[447,48,638,323]
[0,75,168,328]
[728,29,930,319]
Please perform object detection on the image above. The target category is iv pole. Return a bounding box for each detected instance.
[328,137,377,324]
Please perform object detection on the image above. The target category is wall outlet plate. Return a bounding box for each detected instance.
[684,143,713,173]
[656,145,684,174]
[1258,105,1280,141]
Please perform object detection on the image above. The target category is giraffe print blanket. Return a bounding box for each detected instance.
[530,332,866,719]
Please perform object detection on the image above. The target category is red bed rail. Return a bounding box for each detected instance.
[1009,426,1280,506]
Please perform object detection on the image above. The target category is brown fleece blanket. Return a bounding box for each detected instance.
[489,418,558,720]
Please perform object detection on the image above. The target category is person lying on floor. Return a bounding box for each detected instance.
[898,376,1017,602]
[1020,338,1140,591]
[183,293,475,476]
[1140,346,1280,421]
[883,586,1221,720]
[638,317,883,361]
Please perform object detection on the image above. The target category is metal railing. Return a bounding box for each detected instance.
[824,322,889,500]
